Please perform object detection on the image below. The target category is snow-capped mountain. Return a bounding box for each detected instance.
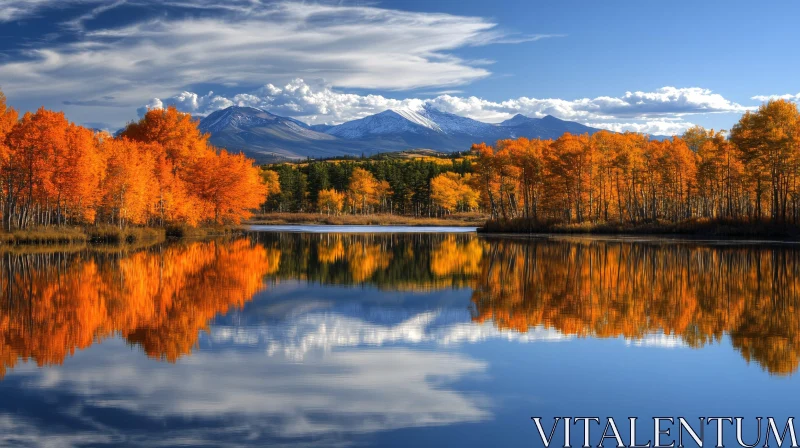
[199,105,610,161]
[326,109,443,139]
[200,106,329,140]
[198,106,383,160]
[325,105,501,140]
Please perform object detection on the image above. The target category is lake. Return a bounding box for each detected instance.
[1,229,799,447]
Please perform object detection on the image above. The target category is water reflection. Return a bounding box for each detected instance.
[2,232,800,446]
[0,240,279,377]
[3,234,800,377]
[471,237,800,375]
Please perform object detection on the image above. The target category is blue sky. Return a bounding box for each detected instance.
[1,0,798,134]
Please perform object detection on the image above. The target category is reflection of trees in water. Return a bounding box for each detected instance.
[0,240,280,378]
[470,238,800,375]
[4,233,799,378]
[251,232,483,290]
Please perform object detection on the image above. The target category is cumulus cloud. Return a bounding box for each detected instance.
[144,80,746,134]
[427,86,751,121]
[751,93,800,102]
[584,119,697,136]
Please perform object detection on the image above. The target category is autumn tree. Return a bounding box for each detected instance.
[348,167,378,214]
[317,188,344,215]
[98,138,157,226]
[431,172,477,214]
[188,150,267,224]
[730,99,800,222]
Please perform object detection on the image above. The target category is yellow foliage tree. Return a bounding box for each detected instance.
[318,188,344,215]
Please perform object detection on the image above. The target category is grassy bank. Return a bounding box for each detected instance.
[0,227,88,245]
[0,224,247,247]
[246,212,486,227]
[479,217,800,238]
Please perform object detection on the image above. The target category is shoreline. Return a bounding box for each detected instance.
[245,212,486,227]
[0,225,246,247]
[477,218,800,240]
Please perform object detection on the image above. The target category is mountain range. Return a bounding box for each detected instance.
[197,104,607,162]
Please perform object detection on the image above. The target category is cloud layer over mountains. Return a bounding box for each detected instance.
[145,80,753,135]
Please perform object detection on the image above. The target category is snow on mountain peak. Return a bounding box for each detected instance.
[392,107,442,132]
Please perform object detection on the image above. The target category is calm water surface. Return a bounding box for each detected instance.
[1,229,799,446]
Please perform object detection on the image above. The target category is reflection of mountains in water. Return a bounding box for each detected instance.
[206,282,569,360]
[255,233,800,375]
[3,233,800,377]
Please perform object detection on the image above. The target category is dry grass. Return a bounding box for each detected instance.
[0,223,247,250]
[246,212,486,227]
[479,217,800,238]
[0,226,88,245]
[165,225,247,239]
[87,225,166,244]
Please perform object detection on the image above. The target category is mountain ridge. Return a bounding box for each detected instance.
[198,105,654,162]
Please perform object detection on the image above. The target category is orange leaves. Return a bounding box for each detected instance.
[261,169,281,198]
[0,239,279,374]
[187,149,267,224]
[730,99,800,221]
[120,106,209,170]
[471,102,800,226]
[469,238,800,375]
[348,167,385,214]
[0,96,268,228]
[99,138,158,225]
[120,107,267,225]
[431,172,476,213]
[317,188,345,215]
[0,92,17,163]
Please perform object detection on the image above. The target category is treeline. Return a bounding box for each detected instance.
[0,91,265,231]
[262,99,800,229]
[475,99,800,227]
[261,156,474,216]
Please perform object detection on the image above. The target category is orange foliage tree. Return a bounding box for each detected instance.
[0,94,266,229]
[473,99,800,226]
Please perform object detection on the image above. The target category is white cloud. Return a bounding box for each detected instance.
[0,0,104,22]
[0,1,540,111]
[209,308,568,361]
[427,86,751,121]
[6,338,489,445]
[751,93,800,102]
[584,119,697,136]
[145,80,746,134]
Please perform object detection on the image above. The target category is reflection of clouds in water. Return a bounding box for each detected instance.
[626,333,687,348]
[0,414,114,447]
[4,338,488,446]
[209,309,569,360]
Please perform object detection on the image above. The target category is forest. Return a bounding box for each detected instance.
[263,99,800,234]
[0,91,265,235]
[475,99,800,231]
[259,153,474,217]
[4,86,800,235]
